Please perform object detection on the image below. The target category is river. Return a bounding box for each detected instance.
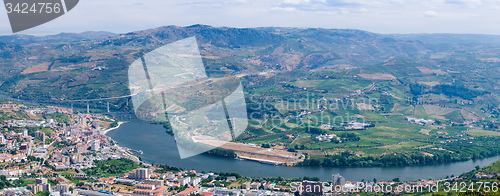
[107,117,500,182]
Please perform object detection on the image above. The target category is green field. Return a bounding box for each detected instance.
[468,129,500,137]
[240,67,500,167]
[82,158,141,178]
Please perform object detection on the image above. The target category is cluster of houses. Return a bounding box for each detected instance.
[3,119,59,128]
[474,172,500,179]
[83,167,296,196]
[404,117,435,126]
[0,104,25,110]
[0,166,29,177]
[32,106,73,115]
[47,130,117,170]
[0,104,119,179]
[314,134,339,142]
[0,153,26,163]
[345,121,372,130]
[438,137,475,144]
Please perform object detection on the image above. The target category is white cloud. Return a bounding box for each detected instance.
[424,10,439,17]
[271,7,297,12]
[445,0,482,8]
[283,0,311,4]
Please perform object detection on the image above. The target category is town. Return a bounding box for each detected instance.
[1,101,499,196]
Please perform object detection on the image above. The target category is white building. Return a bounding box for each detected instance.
[242,182,251,190]
[332,173,346,186]
[0,134,5,144]
[91,140,100,151]
[191,177,201,186]
[136,168,149,180]
[22,129,28,137]
[35,131,45,142]
[144,179,163,186]
[180,177,191,186]
[57,184,70,194]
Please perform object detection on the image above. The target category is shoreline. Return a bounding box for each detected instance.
[103,121,151,166]
[101,120,500,181]
[103,121,126,135]
[103,121,500,169]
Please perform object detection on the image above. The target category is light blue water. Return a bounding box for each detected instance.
[107,117,500,182]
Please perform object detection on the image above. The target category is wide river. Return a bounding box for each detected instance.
[107,117,500,182]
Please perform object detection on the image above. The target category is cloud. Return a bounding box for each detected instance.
[271,7,297,12]
[283,0,311,4]
[444,0,482,8]
[424,10,439,17]
[277,0,401,12]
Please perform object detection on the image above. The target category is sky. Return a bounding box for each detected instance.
[1,0,500,35]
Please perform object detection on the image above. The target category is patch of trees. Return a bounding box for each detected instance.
[110,121,118,128]
[58,55,89,63]
[339,133,360,142]
[216,171,242,180]
[409,83,426,96]
[303,176,321,181]
[0,175,13,189]
[293,145,307,150]
[205,148,237,159]
[307,127,326,135]
[379,95,395,112]
[297,151,465,167]
[54,141,76,148]
[407,83,488,101]
[432,84,488,100]
[154,164,181,173]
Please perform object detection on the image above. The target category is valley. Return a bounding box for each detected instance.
[2,25,500,167]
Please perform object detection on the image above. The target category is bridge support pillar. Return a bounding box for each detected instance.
[87,102,90,114]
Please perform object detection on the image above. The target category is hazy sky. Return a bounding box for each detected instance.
[1,0,500,35]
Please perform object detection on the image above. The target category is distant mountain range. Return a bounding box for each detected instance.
[388,33,500,45]
[0,31,117,44]
[1,25,499,108]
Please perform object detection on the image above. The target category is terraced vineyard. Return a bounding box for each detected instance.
[2,25,500,167]
[239,64,500,167]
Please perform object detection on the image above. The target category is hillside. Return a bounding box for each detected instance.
[480,159,500,174]
[2,25,500,166]
[1,25,499,103]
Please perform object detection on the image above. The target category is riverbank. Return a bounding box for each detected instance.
[103,121,151,167]
[194,137,303,166]
[103,121,126,135]
[106,119,499,170]
[105,118,500,181]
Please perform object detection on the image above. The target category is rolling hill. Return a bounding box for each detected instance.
[0,25,500,108]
